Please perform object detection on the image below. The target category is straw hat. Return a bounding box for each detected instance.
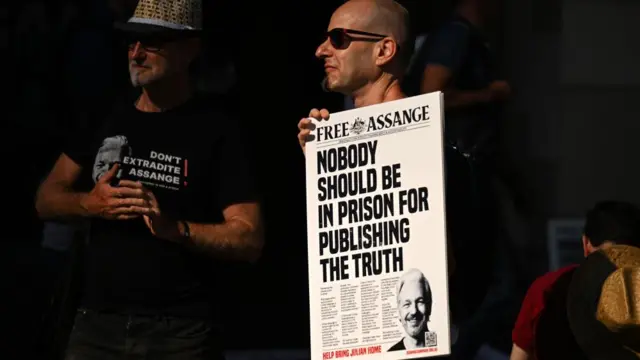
[114,0,202,36]
[567,245,640,360]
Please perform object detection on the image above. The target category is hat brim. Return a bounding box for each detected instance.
[114,21,202,37]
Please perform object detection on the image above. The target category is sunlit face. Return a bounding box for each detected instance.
[127,35,196,87]
[315,4,381,94]
[397,280,429,338]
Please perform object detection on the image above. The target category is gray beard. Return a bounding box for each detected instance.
[130,72,140,87]
[129,68,160,87]
[129,68,143,87]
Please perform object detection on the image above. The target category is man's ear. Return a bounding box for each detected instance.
[374,38,398,67]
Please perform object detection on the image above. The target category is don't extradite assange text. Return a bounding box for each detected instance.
[305,91,452,360]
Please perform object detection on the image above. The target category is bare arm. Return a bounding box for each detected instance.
[36,154,147,221]
[510,343,532,360]
[177,119,264,262]
[35,153,90,220]
[182,202,264,263]
[421,64,495,108]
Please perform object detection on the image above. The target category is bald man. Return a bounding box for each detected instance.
[297,0,411,152]
[388,269,434,351]
[297,4,456,357]
[297,0,459,288]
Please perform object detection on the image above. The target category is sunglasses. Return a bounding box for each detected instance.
[326,28,388,50]
[125,35,181,52]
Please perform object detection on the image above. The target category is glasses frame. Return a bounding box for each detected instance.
[326,28,388,49]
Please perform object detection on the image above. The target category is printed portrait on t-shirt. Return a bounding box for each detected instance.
[92,135,132,183]
[387,268,436,352]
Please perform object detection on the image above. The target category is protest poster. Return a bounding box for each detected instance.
[305,91,451,360]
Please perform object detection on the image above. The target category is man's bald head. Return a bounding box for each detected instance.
[316,0,412,94]
[336,0,412,67]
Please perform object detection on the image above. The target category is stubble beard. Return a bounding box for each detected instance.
[129,67,161,88]
[130,67,142,87]
[325,75,346,94]
[326,71,359,96]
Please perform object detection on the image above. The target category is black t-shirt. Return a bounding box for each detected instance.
[64,94,257,318]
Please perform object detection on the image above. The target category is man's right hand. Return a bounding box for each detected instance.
[298,108,330,155]
[81,163,150,220]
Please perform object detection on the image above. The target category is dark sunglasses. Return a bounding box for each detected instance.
[124,35,181,52]
[326,28,387,50]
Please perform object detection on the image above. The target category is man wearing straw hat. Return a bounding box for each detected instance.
[567,244,640,360]
[511,200,640,360]
[35,0,263,358]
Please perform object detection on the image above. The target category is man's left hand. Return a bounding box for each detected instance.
[128,182,183,242]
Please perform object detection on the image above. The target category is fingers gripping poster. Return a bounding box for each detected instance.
[305,92,451,360]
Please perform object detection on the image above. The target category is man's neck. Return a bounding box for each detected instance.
[402,335,425,349]
[135,75,193,113]
[456,3,483,28]
[351,74,406,108]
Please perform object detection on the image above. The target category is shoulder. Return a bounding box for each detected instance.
[189,93,238,124]
[431,17,471,40]
[512,265,578,350]
[387,339,405,351]
[528,265,579,296]
[423,17,472,65]
[194,93,248,137]
[519,265,579,315]
[191,92,235,114]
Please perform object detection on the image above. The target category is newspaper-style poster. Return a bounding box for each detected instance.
[305,91,451,360]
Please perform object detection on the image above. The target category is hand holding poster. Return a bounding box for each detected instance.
[305,91,451,360]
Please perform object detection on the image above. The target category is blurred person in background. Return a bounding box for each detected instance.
[402,0,522,357]
[510,200,640,360]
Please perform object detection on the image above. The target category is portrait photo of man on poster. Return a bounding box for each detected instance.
[92,135,132,183]
[388,268,437,351]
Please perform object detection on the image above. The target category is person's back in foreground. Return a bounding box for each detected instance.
[510,200,640,360]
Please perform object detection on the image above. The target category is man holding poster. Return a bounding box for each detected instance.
[298,1,454,359]
[296,1,464,282]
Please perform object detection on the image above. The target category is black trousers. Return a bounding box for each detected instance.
[64,309,225,360]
